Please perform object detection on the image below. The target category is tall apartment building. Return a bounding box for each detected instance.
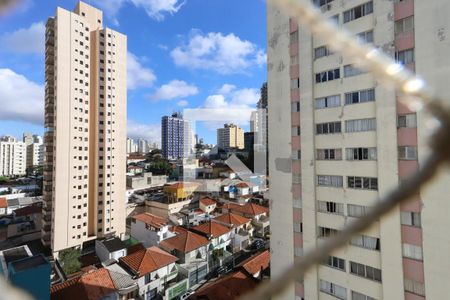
[161,113,192,159]
[0,136,26,176]
[217,123,244,150]
[126,138,138,154]
[26,135,44,169]
[43,1,127,253]
[267,1,450,299]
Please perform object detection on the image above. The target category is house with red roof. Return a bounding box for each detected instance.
[213,213,252,252]
[199,197,217,214]
[159,229,210,287]
[119,246,178,299]
[0,197,7,215]
[191,221,234,267]
[51,267,136,300]
[222,202,270,237]
[130,213,175,247]
[192,270,259,300]
[238,250,270,278]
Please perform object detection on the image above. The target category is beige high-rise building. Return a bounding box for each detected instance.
[217,123,244,150]
[43,1,127,254]
[267,0,450,299]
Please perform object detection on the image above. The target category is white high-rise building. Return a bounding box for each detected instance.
[26,135,44,169]
[0,136,27,176]
[267,1,450,299]
[43,1,127,253]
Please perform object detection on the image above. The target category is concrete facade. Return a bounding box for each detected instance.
[0,137,27,176]
[267,0,450,299]
[42,1,127,253]
[217,123,245,150]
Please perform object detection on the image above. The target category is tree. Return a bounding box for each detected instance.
[59,248,81,275]
[0,176,9,185]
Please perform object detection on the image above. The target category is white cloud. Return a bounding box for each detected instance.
[0,22,45,54]
[127,119,161,144]
[210,84,260,108]
[127,52,157,90]
[171,31,266,74]
[177,100,188,107]
[0,68,44,125]
[150,80,198,101]
[92,0,185,23]
[188,84,260,128]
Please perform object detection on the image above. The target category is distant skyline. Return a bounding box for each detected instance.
[0,0,266,145]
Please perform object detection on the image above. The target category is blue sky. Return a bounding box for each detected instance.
[0,0,266,145]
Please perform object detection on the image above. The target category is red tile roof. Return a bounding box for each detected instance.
[132,213,167,229]
[235,182,250,188]
[214,213,250,227]
[0,197,7,209]
[14,204,42,217]
[238,250,270,276]
[160,230,209,253]
[194,270,258,300]
[119,246,177,277]
[51,268,116,300]
[192,221,232,238]
[223,203,269,216]
[200,197,217,206]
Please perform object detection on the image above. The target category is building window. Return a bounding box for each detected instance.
[402,243,423,261]
[398,146,418,160]
[291,78,300,89]
[317,201,344,215]
[291,102,300,112]
[324,256,346,271]
[317,175,343,187]
[397,114,417,128]
[292,126,301,136]
[316,148,342,160]
[291,54,299,65]
[401,211,421,227]
[343,1,373,23]
[347,204,370,218]
[350,234,380,250]
[347,176,378,190]
[293,222,303,233]
[315,95,340,109]
[314,45,332,59]
[350,261,382,282]
[313,0,334,8]
[345,118,376,132]
[319,280,347,300]
[292,150,301,160]
[356,30,374,43]
[315,68,340,83]
[395,48,415,65]
[345,147,377,160]
[318,227,339,238]
[290,31,299,44]
[316,122,341,134]
[344,64,366,77]
[351,291,376,300]
[404,278,425,296]
[345,88,375,105]
[395,16,414,35]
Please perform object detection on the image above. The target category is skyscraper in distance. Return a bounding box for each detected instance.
[161,113,192,160]
[217,123,244,150]
[267,0,450,299]
[43,1,127,254]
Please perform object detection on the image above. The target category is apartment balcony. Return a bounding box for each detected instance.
[45,45,54,56]
[45,33,54,46]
